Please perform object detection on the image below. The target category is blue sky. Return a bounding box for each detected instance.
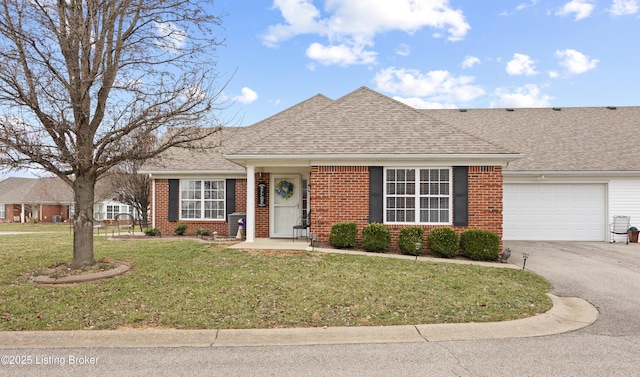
[215,0,640,125]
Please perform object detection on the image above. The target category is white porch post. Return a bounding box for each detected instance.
[246,165,256,242]
[20,203,25,223]
[151,175,156,228]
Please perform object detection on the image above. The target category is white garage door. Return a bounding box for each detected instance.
[503,184,606,241]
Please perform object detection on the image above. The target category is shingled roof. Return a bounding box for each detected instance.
[141,94,334,173]
[143,87,639,174]
[227,87,513,157]
[0,176,120,204]
[426,106,640,172]
[0,177,73,204]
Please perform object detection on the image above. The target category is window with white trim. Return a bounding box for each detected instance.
[0,204,5,218]
[93,204,103,220]
[106,205,120,220]
[180,180,225,220]
[385,168,451,224]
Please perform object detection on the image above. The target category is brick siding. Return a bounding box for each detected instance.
[152,165,503,245]
[152,179,230,237]
[309,165,503,250]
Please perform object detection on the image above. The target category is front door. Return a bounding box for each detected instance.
[271,175,301,238]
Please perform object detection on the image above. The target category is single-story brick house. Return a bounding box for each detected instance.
[140,87,640,245]
[0,177,74,223]
[0,177,137,223]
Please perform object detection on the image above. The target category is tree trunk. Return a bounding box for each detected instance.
[72,173,97,268]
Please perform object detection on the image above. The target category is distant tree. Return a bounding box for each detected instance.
[108,161,150,232]
[0,0,227,268]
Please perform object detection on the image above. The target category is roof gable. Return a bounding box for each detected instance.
[0,177,73,203]
[142,94,334,173]
[230,87,512,156]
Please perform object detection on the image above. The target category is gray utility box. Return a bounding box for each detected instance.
[52,215,62,223]
[228,212,246,237]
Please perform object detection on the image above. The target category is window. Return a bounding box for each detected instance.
[93,204,103,220]
[385,168,451,224]
[180,180,225,220]
[0,204,5,219]
[106,205,120,220]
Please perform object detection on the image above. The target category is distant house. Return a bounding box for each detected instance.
[0,177,73,223]
[0,177,134,223]
[140,87,640,245]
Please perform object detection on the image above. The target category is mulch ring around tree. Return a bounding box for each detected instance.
[29,259,131,285]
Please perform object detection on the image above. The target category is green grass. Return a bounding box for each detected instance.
[0,226,552,331]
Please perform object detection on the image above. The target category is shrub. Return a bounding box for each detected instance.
[144,228,161,237]
[427,227,459,258]
[174,223,188,236]
[459,229,500,261]
[195,228,211,237]
[362,223,391,253]
[329,222,358,249]
[398,226,424,255]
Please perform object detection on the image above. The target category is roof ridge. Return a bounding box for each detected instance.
[253,94,332,126]
[349,87,517,154]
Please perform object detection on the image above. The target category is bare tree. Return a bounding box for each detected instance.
[0,0,227,267]
[108,161,150,231]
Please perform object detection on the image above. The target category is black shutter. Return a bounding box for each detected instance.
[168,179,179,222]
[226,179,236,218]
[369,166,383,223]
[453,167,468,226]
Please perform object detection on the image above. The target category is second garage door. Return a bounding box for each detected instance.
[503,184,606,241]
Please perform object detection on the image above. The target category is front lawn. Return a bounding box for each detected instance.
[0,228,552,330]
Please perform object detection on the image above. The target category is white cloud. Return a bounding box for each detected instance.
[609,0,639,15]
[374,67,485,105]
[501,0,539,15]
[234,87,259,104]
[491,84,553,108]
[262,0,324,47]
[506,53,538,76]
[556,0,595,20]
[154,21,187,53]
[555,49,599,74]
[306,42,377,66]
[516,0,539,11]
[262,0,470,66]
[461,56,480,69]
[548,70,560,78]
[393,97,457,109]
[395,43,411,57]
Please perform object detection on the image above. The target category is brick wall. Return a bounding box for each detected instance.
[309,165,503,249]
[152,179,229,237]
[40,205,65,222]
[254,174,270,238]
[152,166,503,244]
[310,166,370,243]
[467,166,503,238]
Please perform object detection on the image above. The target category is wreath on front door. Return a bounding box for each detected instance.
[275,180,294,199]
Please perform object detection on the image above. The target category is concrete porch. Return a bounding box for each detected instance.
[229,238,315,251]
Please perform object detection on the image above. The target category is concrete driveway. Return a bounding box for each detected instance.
[504,240,640,337]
